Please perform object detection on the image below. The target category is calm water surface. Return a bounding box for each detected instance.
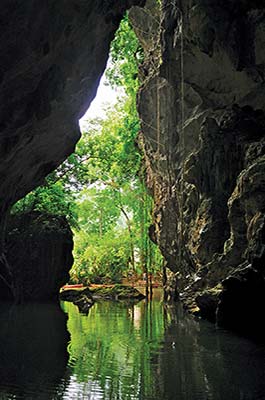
[0,290,265,399]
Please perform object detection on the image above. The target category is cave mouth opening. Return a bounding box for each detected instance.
[68,46,163,291]
[62,15,162,291]
[3,13,163,302]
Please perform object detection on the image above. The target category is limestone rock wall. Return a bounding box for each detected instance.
[131,0,265,335]
[0,0,144,221]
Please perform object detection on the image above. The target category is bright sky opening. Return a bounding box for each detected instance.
[79,66,123,132]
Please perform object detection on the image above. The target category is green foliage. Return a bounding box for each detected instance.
[77,188,120,236]
[11,176,78,227]
[76,99,141,187]
[72,230,132,284]
[106,14,143,96]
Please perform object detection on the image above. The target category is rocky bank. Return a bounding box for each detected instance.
[130,0,265,336]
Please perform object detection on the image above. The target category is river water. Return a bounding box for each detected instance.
[0,290,265,399]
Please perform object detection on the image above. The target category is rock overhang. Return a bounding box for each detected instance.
[0,0,145,217]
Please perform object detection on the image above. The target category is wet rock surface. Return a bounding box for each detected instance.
[90,284,145,301]
[60,285,145,314]
[131,0,265,336]
[60,288,94,314]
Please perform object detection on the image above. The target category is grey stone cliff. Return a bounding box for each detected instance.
[131,0,265,337]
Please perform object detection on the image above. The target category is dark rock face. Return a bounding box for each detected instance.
[131,0,265,336]
[216,261,265,340]
[0,212,73,302]
[0,0,144,222]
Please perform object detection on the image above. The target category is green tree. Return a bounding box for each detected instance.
[106,14,143,97]
[11,175,78,226]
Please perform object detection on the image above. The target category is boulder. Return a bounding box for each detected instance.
[60,288,94,314]
[195,285,222,323]
[0,212,73,302]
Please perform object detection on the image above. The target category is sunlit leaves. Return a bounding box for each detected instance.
[72,228,132,284]
[11,178,78,227]
[106,14,143,97]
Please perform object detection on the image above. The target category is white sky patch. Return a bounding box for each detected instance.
[79,65,124,132]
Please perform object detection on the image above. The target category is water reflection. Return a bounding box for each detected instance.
[61,300,164,400]
[1,293,265,399]
[153,304,265,400]
[62,295,265,400]
[0,302,69,399]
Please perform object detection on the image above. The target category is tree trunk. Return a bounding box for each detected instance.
[99,208,103,238]
[119,206,135,284]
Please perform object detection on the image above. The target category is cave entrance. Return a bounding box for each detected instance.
[6,14,163,302]
[68,53,163,293]
[57,15,163,295]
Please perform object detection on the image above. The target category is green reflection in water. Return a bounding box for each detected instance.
[61,291,265,400]
[1,293,265,399]
[61,293,165,400]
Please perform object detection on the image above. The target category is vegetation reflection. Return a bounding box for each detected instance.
[62,295,165,399]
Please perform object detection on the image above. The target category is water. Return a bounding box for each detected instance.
[0,291,265,399]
